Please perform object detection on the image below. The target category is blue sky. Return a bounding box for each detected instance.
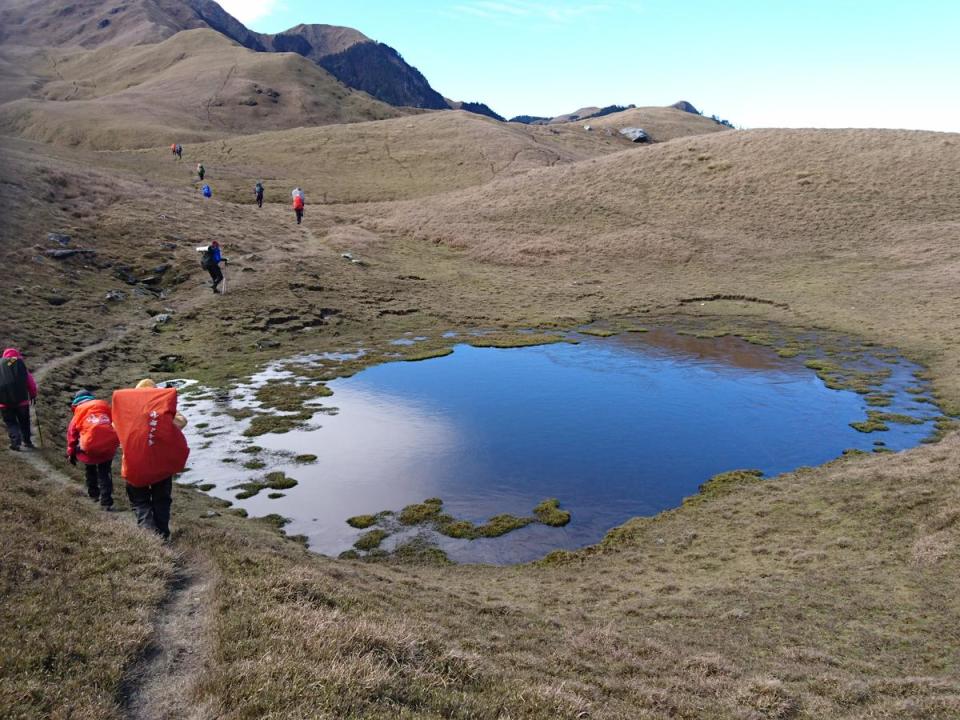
[218,1,960,131]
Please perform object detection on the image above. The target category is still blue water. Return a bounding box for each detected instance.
[188,330,937,563]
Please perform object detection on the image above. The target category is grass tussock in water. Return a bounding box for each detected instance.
[354,529,390,551]
[294,454,318,464]
[347,514,378,529]
[355,497,572,549]
[255,380,333,412]
[243,412,313,437]
[467,333,566,349]
[401,347,454,362]
[265,472,298,490]
[533,498,572,526]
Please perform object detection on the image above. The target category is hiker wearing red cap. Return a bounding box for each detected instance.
[0,348,38,451]
[66,389,119,510]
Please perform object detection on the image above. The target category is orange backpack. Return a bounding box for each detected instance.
[293,195,304,210]
[74,399,119,463]
[112,387,190,487]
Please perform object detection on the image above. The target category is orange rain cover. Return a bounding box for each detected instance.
[74,399,119,464]
[112,387,190,487]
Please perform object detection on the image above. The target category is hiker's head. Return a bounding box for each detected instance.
[2,348,22,359]
[136,378,157,389]
[71,389,95,407]
[210,241,220,248]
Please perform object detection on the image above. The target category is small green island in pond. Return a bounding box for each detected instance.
[343,497,572,557]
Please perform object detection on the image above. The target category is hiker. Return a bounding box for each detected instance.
[292,188,304,225]
[111,379,189,541]
[254,181,264,208]
[197,163,205,181]
[0,348,38,451]
[170,143,177,159]
[175,143,182,160]
[66,389,119,510]
[198,241,227,293]
[202,184,212,198]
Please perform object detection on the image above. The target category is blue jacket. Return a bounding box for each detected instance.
[209,245,222,263]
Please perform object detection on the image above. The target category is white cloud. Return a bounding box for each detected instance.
[216,0,282,25]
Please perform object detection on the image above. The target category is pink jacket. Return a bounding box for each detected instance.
[1,348,37,408]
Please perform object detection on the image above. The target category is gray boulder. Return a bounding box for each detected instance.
[619,127,650,143]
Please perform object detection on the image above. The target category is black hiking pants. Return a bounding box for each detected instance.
[2,405,31,449]
[85,461,114,507]
[126,477,173,540]
[256,191,263,208]
[295,208,303,224]
[207,263,223,289]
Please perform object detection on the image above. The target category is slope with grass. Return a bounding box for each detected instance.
[0,29,407,149]
[2,93,960,718]
[573,104,731,140]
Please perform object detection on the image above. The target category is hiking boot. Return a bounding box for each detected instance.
[9,443,19,452]
[23,440,34,449]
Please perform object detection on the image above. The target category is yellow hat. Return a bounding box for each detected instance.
[136,378,157,389]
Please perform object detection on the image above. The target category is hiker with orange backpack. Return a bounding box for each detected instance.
[111,379,189,540]
[0,348,38,452]
[66,389,120,510]
[292,187,304,224]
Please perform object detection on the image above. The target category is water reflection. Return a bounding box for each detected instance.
[181,331,937,564]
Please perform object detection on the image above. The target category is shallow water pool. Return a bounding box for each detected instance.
[181,329,939,563]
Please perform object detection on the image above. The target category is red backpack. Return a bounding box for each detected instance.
[293,195,304,210]
[74,399,119,463]
[112,388,190,487]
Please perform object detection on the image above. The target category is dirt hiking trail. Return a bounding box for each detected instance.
[25,343,218,720]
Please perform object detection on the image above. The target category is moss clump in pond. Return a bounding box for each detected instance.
[265,472,298,490]
[243,412,313,437]
[195,422,210,430]
[259,513,291,529]
[197,483,215,492]
[865,394,893,407]
[233,481,266,499]
[255,380,333,413]
[354,529,389,551]
[399,498,444,525]
[467,334,565,349]
[402,347,454,362]
[852,410,923,433]
[684,469,764,507]
[240,445,263,454]
[347,515,378,529]
[360,497,570,541]
[224,407,256,421]
[533,498,571,527]
[242,459,267,470]
[294,454,318,464]
[435,514,533,539]
[390,537,452,565]
[777,347,801,358]
[267,492,285,499]
[580,328,618,338]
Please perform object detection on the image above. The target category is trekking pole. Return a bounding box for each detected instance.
[221,264,227,295]
[33,400,44,448]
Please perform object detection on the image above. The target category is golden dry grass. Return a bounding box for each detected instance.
[575,104,730,141]
[0,29,405,149]
[1,73,960,718]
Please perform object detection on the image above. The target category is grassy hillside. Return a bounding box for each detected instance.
[1,102,959,718]
[94,109,636,204]
[0,29,406,149]
[577,105,729,141]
